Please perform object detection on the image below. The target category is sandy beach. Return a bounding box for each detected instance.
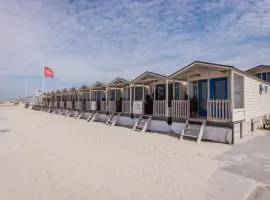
[1,105,269,200]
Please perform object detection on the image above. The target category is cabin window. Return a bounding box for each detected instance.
[155,84,166,100]
[175,82,180,100]
[267,72,270,82]
[123,88,129,100]
[210,78,228,100]
[116,90,122,100]
[190,81,198,98]
[96,92,101,101]
[135,87,143,101]
[101,92,106,101]
[262,72,267,81]
[233,74,244,109]
[109,90,116,101]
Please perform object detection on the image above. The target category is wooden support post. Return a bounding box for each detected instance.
[231,70,234,121]
[187,76,190,118]
[130,84,132,113]
[154,81,156,100]
[89,90,92,101]
[207,77,210,120]
[173,80,175,100]
[142,84,145,102]
[106,88,108,111]
[134,85,136,101]
[166,79,169,117]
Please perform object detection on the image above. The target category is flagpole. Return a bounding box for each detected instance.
[42,65,45,94]
[25,79,28,97]
[25,79,28,104]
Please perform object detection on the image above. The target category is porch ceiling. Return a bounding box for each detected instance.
[90,81,107,90]
[246,65,270,74]
[169,61,233,81]
[108,77,130,88]
[131,71,168,84]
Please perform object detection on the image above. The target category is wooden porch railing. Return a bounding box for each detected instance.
[90,101,97,111]
[86,101,91,111]
[133,100,144,114]
[108,101,116,112]
[66,101,73,109]
[171,100,188,118]
[153,100,166,116]
[100,101,107,112]
[207,99,231,122]
[122,100,131,113]
[53,101,58,108]
[75,101,82,110]
[60,101,65,108]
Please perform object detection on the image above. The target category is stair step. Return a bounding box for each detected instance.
[180,119,206,143]
[186,128,200,132]
[183,134,198,139]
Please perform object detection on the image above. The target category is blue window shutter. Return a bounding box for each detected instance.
[210,79,215,99]
[209,77,228,100]
[262,72,267,81]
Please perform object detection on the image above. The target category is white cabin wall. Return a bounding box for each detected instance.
[243,75,270,134]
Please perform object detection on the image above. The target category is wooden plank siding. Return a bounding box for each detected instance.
[244,75,270,121]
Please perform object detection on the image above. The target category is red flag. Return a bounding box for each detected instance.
[44,66,54,78]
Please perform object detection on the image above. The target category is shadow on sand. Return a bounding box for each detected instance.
[0,129,11,133]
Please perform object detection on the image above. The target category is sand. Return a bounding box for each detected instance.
[0,105,230,200]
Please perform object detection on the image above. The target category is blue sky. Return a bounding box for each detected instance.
[1,0,270,99]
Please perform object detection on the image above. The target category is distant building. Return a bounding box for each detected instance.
[246,65,270,82]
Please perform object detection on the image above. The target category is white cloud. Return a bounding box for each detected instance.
[0,0,270,98]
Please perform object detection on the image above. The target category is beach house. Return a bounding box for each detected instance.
[246,65,270,82]
[39,61,270,144]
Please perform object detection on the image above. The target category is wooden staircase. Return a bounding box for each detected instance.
[74,111,80,119]
[65,110,71,117]
[106,113,120,126]
[76,111,83,119]
[180,119,206,143]
[133,115,152,132]
[57,109,62,115]
[87,112,98,122]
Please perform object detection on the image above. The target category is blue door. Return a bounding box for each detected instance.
[210,77,228,100]
[198,80,208,116]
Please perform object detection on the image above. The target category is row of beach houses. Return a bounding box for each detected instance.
[30,61,270,144]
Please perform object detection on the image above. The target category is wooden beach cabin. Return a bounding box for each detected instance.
[74,85,91,119]
[105,77,132,125]
[246,65,270,82]
[42,92,51,112]
[65,87,78,117]
[58,88,68,116]
[86,81,107,122]
[53,90,62,114]
[169,61,270,143]
[130,71,186,132]
[107,77,131,114]
[51,91,59,113]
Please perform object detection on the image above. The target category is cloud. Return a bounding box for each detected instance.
[0,0,270,98]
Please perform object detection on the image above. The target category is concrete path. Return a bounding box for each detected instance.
[208,131,270,200]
